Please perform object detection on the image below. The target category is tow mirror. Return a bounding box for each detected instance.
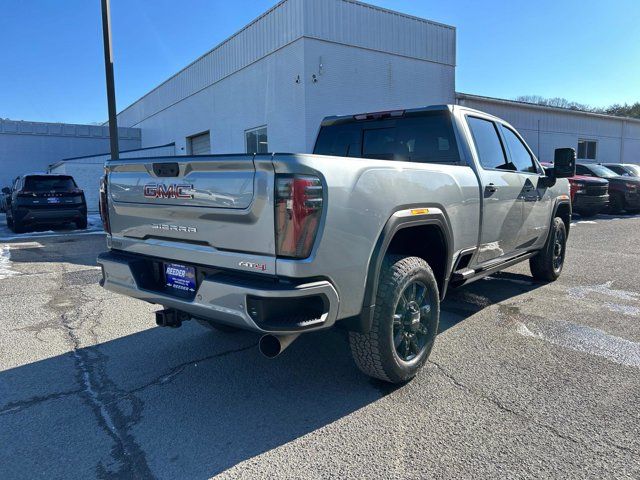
[1,187,10,194]
[553,148,576,178]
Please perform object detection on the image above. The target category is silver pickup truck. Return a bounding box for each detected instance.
[97,105,575,383]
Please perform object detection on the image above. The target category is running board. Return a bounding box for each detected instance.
[450,251,537,287]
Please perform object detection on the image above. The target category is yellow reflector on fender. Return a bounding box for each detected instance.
[410,208,430,215]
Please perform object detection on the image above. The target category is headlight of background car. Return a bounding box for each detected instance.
[625,183,637,191]
[574,182,586,194]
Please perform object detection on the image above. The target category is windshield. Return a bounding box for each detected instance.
[623,164,640,176]
[23,176,77,192]
[313,111,460,164]
[586,165,618,178]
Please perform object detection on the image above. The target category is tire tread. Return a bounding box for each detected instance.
[349,255,437,383]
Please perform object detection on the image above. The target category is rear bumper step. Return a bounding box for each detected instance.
[97,251,339,334]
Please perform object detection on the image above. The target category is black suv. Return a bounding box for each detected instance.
[3,174,88,233]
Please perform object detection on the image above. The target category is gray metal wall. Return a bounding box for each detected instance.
[456,94,640,164]
[0,120,141,188]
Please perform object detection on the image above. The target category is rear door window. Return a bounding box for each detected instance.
[314,111,460,164]
[501,126,538,173]
[466,117,513,171]
[23,176,77,192]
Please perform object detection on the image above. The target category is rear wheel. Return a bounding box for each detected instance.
[349,255,439,384]
[75,217,88,229]
[10,215,25,234]
[530,217,567,282]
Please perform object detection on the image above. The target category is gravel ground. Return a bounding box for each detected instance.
[0,213,638,479]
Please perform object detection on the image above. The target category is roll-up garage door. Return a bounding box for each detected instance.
[189,132,210,155]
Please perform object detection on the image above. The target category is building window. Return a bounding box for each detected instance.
[188,131,210,155]
[245,126,268,154]
[577,139,596,160]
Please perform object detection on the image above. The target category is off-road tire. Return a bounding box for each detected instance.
[349,255,439,384]
[196,319,241,333]
[530,217,567,282]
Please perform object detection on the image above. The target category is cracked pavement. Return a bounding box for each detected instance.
[1,214,639,479]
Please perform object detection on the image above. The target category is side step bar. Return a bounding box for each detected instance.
[450,251,537,287]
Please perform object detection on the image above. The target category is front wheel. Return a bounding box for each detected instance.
[575,209,598,218]
[608,193,624,214]
[529,217,567,282]
[349,255,439,384]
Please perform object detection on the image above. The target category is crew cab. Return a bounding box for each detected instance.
[576,163,640,213]
[97,105,575,383]
[4,174,88,233]
[542,162,609,217]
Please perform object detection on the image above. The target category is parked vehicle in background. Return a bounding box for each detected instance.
[576,163,640,214]
[600,163,640,177]
[0,187,10,213]
[97,105,575,384]
[5,174,88,233]
[542,163,609,217]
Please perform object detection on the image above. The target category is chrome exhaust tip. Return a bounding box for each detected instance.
[259,333,300,358]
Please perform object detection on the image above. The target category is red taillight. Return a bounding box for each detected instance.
[99,174,111,234]
[275,175,323,258]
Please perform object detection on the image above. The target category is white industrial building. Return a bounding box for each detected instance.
[457,93,640,164]
[115,0,456,154]
[0,119,139,189]
[5,0,640,213]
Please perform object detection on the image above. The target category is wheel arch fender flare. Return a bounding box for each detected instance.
[343,205,454,333]
[549,197,572,242]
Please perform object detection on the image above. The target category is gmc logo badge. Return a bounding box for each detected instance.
[144,183,193,199]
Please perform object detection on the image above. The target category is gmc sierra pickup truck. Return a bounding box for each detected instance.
[97,105,575,383]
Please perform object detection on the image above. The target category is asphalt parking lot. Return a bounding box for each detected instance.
[1,214,639,479]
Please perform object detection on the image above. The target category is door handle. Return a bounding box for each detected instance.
[485,183,498,193]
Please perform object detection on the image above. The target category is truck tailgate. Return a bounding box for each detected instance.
[105,155,276,272]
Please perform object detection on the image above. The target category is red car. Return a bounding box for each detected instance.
[542,162,609,217]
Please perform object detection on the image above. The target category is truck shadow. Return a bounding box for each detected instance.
[3,233,105,268]
[440,271,543,332]
[1,270,543,479]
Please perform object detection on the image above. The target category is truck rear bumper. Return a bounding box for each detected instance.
[97,250,339,334]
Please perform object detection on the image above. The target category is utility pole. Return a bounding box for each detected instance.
[101,0,119,160]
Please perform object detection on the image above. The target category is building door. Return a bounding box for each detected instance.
[188,131,210,155]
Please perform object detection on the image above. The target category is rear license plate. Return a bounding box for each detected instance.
[47,197,60,204]
[164,263,196,293]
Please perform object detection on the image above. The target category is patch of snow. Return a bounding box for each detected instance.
[0,245,19,280]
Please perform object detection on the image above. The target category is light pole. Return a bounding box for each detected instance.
[101,0,119,160]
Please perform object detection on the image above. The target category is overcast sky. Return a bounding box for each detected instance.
[1,0,638,124]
